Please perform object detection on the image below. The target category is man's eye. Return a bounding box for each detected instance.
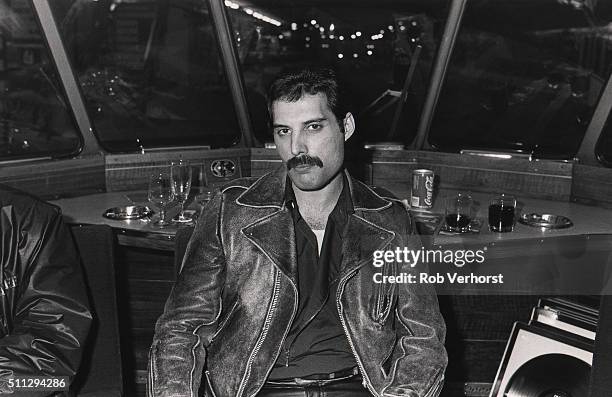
[275,129,290,136]
[306,124,322,131]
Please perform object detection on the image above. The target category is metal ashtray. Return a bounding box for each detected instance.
[103,205,153,220]
[518,213,573,229]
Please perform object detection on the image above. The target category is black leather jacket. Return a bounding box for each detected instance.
[0,185,92,396]
[149,168,447,397]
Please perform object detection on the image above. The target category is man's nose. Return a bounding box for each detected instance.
[290,133,306,156]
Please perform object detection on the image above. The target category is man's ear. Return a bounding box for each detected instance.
[343,112,355,141]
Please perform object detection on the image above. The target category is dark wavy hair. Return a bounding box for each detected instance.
[266,67,349,130]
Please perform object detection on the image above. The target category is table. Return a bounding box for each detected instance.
[51,191,201,250]
[52,188,612,251]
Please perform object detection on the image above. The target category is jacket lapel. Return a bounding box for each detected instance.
[340,213,395,277]
[242,209,298,284]
[339,174,396,276]
[238,166,298,284]
[237,165,397,282]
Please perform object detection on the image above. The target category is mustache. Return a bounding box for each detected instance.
[286,155,323,170]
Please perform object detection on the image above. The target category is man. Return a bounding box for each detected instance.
[0,185,92,396]
[148,68,447,397]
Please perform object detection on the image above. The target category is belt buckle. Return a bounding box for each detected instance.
[284,367,359,387]
[293,378,318,386]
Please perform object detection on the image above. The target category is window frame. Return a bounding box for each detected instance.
[578,70,612,165]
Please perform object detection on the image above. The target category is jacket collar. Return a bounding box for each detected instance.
[240,165,396,283]
[236,165,391,212]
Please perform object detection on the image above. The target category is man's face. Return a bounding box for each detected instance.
[272,93,354,191]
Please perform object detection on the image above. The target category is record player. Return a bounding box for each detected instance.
[489,297,599,397]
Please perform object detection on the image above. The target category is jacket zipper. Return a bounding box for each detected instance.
[240,220,300,397]
[147,347,154,396]
[254,276,298,395]
[237,269,297,397]
[204,371,218,397]
[336,268,380,397]
[423,372,444,397]
[245,271,298,396]
[236,270,281,397]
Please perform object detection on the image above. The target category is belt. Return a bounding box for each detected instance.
[265,367,360,386]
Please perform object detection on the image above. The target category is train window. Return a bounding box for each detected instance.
[0,0,81,161]
[429,1,612,160]
[49,0,241,152]
[225,0,451,146]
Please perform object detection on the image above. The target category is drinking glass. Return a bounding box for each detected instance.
[171,159,193,223]
[445,193,473,233]
[148,169,175,227]
[488,194,516,232]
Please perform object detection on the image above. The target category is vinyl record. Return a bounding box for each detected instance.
[504,353,590,397]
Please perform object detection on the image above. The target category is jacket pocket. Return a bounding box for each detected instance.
[370,261,397,325]
[209,298,239,344]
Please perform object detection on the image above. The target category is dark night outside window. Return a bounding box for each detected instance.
[225,0,450,147]
[0,0,81,161]
[429,1,612,160]
[50,0,241,153]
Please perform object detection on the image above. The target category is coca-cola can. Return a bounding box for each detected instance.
[410,169,434,209]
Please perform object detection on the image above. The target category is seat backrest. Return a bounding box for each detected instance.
[71,224,123,397]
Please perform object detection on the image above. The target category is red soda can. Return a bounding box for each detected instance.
[410,169,434,209]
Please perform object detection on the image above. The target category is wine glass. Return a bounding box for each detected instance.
[171,159,193,223]
[148,169,175,227]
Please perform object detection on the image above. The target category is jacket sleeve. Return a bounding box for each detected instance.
[148,191,226,397]
[0,208,92,396]
[381,204,447,397]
